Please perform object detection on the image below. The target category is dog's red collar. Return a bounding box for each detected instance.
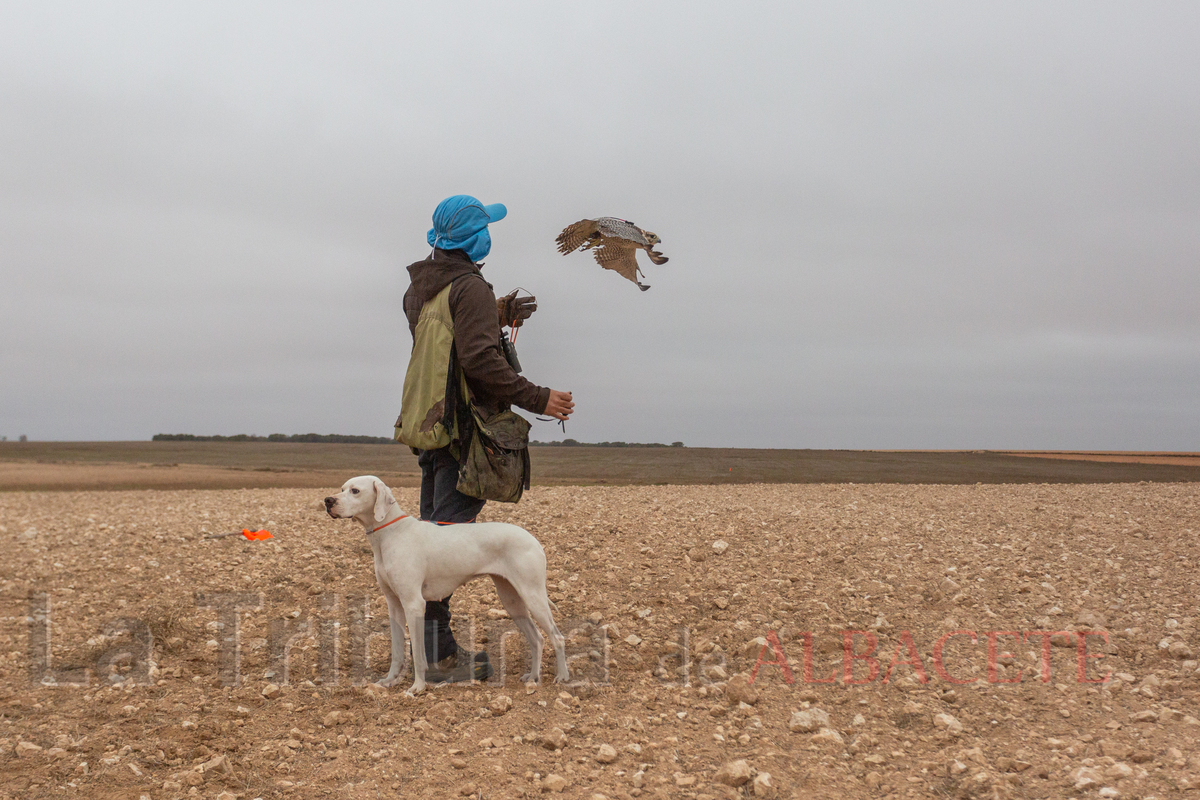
[370,515,408,534]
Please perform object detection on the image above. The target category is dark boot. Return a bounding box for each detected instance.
[425,647,493,683]
[423,609,491,683]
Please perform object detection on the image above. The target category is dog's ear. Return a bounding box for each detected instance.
[372,479,396,522]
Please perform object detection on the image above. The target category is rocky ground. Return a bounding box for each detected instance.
[1,482,1198,799]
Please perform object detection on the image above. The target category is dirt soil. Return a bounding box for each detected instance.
[6,442,1200,491]
[2,482,1199,800]
[998,453,1200,468]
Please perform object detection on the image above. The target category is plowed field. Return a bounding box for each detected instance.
[2,480,1199,799]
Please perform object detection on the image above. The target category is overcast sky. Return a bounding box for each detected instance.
[2,2,1197,449]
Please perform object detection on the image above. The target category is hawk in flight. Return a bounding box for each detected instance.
[555,217,669,291]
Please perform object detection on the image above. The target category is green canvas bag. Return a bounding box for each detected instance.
[456,406,532,503]
[395,284,463,452]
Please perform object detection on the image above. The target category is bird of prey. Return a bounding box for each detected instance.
[555,217,668,291]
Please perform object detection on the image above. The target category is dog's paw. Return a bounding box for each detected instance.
[520,673,540,684]
[404,682,426,697]
[554,672,570,683]
[375,676,401,688]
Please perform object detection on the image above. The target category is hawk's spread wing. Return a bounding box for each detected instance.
[555,219,600,255]
[592,239,646,289]
[594,217,651,246]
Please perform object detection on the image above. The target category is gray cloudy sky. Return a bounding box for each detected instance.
[2,2,1198,449]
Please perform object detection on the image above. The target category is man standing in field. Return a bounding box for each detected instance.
[396,194,574,683]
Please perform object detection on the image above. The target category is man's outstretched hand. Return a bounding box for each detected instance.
[544,390,574,421]
[497,290,537,328]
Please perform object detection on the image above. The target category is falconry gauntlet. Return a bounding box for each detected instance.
[497,290,537,328]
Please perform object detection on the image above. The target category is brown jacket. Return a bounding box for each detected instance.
[403,248,550,419]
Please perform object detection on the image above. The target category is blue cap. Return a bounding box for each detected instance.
[427,195,506,262]
[428,195,506,249]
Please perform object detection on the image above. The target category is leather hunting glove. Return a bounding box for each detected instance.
[497,290,537,328]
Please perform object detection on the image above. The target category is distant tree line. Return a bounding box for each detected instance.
[530,439,685,448]
[153,433,684,448]
[153,433,398,444]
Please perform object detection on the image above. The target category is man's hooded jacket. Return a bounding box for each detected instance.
[402,248,549,420]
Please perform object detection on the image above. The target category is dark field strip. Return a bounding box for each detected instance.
[2,441,1199,490]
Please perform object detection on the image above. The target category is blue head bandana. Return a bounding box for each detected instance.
[427,195,507,263]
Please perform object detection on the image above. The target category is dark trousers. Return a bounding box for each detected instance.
[417,446,485,662]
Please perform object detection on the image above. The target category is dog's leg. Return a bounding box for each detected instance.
[522,588,569,683]
[513,617,545,683]
[376,593,407,688]
[492,575,544,683]
[401,597,428,696]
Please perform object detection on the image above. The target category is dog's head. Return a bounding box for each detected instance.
[324,475,398,525]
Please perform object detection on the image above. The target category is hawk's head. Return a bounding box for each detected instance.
[641,230,661,245]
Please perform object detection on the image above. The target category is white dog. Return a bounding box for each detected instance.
[324,475,568,695]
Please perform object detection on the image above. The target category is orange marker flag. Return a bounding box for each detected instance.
[241,528,273,541]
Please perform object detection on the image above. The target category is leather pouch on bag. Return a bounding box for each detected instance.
[456,408,531,503]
